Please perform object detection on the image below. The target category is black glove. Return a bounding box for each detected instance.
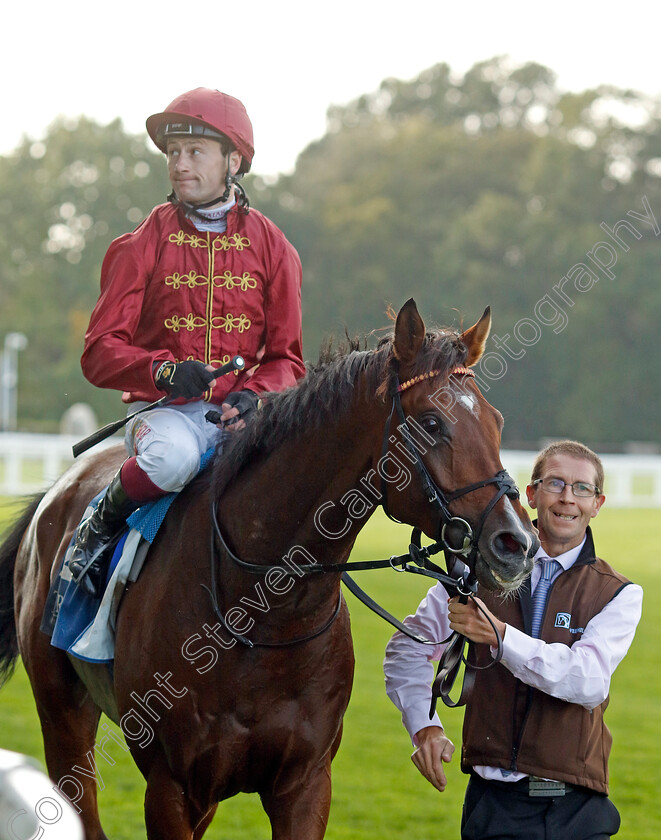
[223,389,260,422]
[154,360,215,399]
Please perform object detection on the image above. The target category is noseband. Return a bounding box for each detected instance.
[381,365,520,577]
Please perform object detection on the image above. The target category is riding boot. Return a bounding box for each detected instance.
[69,470,140,597]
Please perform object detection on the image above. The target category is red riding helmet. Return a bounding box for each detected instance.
[146,88,255,174]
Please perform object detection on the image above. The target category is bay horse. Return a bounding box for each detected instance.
[0,299,537,840]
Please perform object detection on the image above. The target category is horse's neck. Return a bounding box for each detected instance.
[219,407,381,566]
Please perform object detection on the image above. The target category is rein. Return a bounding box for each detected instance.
[205,363,518,705]
[211,508,472,641]
[204,511,343,648]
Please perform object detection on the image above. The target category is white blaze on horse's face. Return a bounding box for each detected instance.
[457,391,479,417]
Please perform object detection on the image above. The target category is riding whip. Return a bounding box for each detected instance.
[72,355,245,458]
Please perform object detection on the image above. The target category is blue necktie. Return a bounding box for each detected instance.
[531,558,561,638]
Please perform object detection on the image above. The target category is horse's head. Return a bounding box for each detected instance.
[379,298,538,592]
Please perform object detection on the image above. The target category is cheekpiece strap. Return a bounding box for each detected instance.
[397,365,475,393]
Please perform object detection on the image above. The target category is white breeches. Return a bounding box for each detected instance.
[124,402,223,493]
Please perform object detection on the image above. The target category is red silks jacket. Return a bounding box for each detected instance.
[82,202,306,405]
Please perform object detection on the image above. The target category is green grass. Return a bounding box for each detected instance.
[0,503,658,839]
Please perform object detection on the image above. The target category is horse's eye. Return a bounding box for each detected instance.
[418,414,446,436]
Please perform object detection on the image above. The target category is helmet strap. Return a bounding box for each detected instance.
[233,181,250,212]
[214,151,235,205]
[167,191,225,223]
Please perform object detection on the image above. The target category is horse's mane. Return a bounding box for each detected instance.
[211,325,468,500]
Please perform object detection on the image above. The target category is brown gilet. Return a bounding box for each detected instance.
[461,528,631,793]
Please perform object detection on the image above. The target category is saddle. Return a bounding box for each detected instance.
[41,449,216,663]
[40,497,165,663]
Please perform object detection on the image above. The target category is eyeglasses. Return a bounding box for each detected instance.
[532,477,600,498]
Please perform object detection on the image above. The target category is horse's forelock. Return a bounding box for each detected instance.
[423,329,468,374]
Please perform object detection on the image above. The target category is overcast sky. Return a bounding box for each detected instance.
[5,0,661,176]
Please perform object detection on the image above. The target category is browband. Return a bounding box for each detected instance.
[397,365,475,393]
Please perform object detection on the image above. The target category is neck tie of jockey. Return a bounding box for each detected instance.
[531,558,561,638]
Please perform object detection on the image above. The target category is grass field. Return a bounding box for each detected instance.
[0,499,658,839]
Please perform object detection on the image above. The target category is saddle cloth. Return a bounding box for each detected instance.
[41,449,215,663]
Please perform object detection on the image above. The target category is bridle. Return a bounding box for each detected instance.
[381,365,521,573]
[205,363,524,706]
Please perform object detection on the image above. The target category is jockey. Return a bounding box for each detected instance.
[69,88,306,596]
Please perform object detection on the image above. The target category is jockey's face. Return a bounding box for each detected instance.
[526,454,605,557]
[166,137,241,207]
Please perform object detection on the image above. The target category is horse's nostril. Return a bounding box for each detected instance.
[491,530,527,558]
[501,533,521,553]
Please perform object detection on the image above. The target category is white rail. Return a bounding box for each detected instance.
[0,433,118,497]
[1,434,660,508]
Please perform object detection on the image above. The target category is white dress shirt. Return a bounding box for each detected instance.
[383,537,643,782]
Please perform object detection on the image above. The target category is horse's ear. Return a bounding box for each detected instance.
[461,306,491,367]
[393,298,425,365]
